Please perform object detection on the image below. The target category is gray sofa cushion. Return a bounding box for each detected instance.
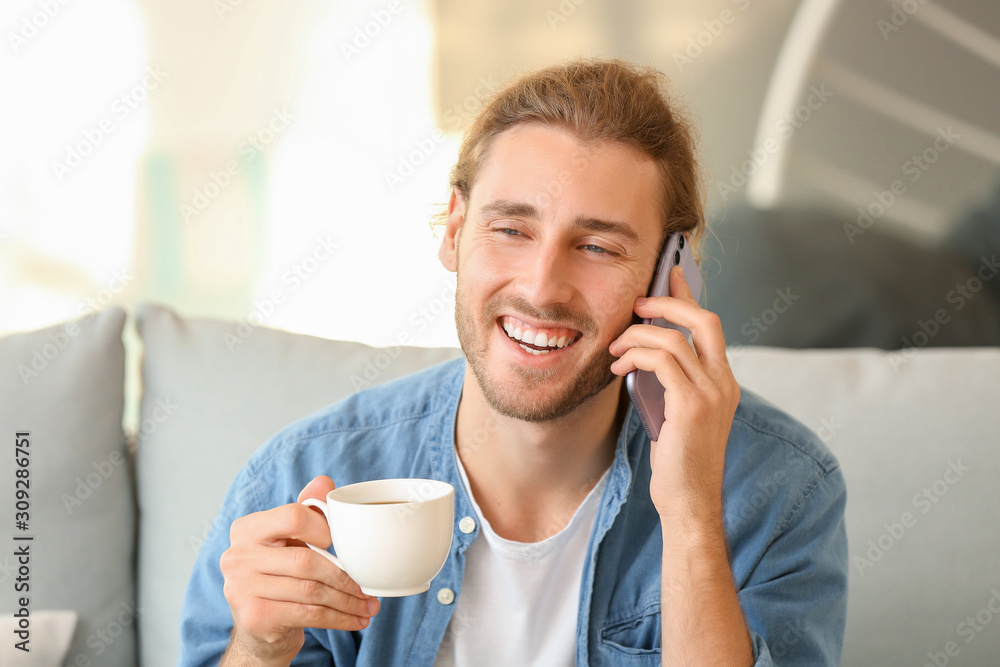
[729,346,1000,665]
[133,303,463,667]
[135,300,1000,665]
[0,308,134,666]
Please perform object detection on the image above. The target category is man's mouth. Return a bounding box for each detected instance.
[499,315,583,356]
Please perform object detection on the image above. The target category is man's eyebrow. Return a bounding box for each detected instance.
[477,199,642,245]
[573,217,641,244]
[477,199,540,220]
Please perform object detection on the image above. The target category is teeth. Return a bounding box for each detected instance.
[519,343,550,355]
[501,317,578,351]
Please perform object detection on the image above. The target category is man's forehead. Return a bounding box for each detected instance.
[480,123,610,170]
[465,125,662,238]
[470,123,657,193]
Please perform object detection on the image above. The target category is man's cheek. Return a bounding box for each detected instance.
[465,250,513,282]
[594,302,637,338]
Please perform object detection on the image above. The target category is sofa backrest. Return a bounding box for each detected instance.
[6,303,998,665]
[0,308,136,666]
[727,346,1000,665]
[134,303,463,665]
[139,303,1000,665]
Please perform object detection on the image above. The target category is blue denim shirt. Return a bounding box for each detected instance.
[179,358,847,665]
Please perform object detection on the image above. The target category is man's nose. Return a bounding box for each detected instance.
[518,242,576,308]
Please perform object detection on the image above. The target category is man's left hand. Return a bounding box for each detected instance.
[609,264,741,525]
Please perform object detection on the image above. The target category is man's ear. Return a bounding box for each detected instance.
[438,189,465,272]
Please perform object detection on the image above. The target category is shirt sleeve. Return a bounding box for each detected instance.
[176,458,338,666]
[177,463,259,666]
[739,464,849,666]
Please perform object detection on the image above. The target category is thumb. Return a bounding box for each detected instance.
[297,475,337,504]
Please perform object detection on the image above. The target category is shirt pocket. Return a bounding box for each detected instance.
[599,605,662,656]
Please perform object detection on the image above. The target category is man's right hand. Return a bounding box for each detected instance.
[219,475,380,666]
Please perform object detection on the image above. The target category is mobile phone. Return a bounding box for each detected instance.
[625,231,704,441]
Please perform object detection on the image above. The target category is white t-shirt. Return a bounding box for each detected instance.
[433,457,610,667]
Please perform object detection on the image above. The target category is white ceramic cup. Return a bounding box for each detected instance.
[301,478,455,597]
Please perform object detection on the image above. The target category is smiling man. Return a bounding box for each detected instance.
[180,59,848,666]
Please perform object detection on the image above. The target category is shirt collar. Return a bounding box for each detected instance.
[425,359,648,550]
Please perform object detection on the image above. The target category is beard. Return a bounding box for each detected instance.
[454,269,627,423]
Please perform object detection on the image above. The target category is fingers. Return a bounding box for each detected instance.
[231,502,334,550]
[624,268,729,371]
[223,557,376,636]
[297,475,336,504]
[252,573,375,619]
[613,344,691,400]
[615,344,734,415]
[631,296,725,355]
[222,498,381,643]
[610,325,707,387]
[669,264,694,302]
[226,547,376,620]
[611,262,736,403]
[247,537,369,600]
[225,503,370,604]
[231,597,373,638]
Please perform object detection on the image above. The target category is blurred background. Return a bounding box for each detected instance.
[4,6,998,663]
[3,0,1000,353]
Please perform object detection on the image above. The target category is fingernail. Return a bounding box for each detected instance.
[675,265,685,279]
[367,598,379,616]
[635,297,647,306]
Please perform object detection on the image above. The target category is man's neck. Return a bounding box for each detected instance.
[453,365,626,543]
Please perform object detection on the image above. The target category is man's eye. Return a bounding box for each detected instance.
[496,228,523,237]
[582,244,616,256]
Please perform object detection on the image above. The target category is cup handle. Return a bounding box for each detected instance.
[300,498,346,572]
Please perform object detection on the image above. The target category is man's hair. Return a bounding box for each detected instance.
[436,58,706,254]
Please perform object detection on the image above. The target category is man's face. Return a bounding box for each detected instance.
[440,123,663,423]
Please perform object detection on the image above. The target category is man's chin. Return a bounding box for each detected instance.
[473,363,618,423]
[482,392,585,423]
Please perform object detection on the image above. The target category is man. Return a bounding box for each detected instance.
[180,59,848,666]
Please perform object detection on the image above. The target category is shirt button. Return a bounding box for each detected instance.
[437,587,456,605]
[459,516,477,534]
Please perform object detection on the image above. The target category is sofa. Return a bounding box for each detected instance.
[1,302,998,666]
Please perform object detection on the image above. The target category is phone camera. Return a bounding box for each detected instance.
[678,235,685,249]
[674,250,681,265]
